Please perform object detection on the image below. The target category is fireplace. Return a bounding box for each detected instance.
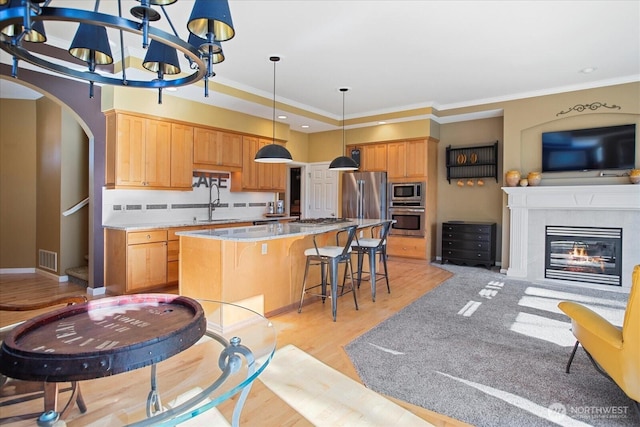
[502,185,640,290]
[545,226,622,286]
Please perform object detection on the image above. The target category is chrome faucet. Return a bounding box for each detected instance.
[208,182,220,221]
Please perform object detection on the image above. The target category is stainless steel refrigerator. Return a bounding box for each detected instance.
[342,172,387,219]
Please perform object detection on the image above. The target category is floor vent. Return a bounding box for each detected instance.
[38,249,58,272]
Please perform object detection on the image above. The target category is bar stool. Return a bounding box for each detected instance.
[351,220,392,302]
[298,225,359,322]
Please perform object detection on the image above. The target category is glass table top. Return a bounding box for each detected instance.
[0,296,277,426]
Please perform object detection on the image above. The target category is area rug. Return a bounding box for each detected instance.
[345,264,638,427]
[257,344,433,426]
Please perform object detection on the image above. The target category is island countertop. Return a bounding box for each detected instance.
[102,216,297,231]
[175,218,388,242]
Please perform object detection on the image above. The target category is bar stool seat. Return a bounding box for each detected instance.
[351,220,392,302]
[298,225,359,322]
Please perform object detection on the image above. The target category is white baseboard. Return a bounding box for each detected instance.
[0,267,36,274]
[87,286,107,297]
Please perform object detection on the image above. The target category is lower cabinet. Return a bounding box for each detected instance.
[106,223,254,294]
[441,221,496,268]
[387,235,427,259]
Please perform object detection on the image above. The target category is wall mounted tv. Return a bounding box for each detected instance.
[541,124,636,172]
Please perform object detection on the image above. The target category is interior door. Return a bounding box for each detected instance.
[307,163,338,219]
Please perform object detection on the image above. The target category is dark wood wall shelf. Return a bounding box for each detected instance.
[446,141,498,183]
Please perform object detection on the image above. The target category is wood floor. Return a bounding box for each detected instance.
[0,258,470,427]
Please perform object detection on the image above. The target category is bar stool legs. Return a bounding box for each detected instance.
[356,245,390,302]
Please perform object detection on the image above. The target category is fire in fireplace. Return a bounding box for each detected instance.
[545,226,622,286]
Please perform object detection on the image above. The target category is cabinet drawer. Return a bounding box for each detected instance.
[128,230,168,245]
[443,249,492,261]
[442,239,492,251]
[443,231,491,242]
[443,223,493,235]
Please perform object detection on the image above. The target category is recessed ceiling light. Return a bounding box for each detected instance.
[301,125,310,129]
[378,121,387,125]
[278,115,287,119]
[165,87,178,92]
[580,67,597,74]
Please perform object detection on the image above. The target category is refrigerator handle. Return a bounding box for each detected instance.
[357,179,365,218]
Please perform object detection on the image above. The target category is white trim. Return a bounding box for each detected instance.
[0,268,36,274]
[87,286,107,297]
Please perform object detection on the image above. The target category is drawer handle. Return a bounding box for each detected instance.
[147,234,151,240]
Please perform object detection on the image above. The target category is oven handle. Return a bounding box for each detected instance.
[389,208,425,213]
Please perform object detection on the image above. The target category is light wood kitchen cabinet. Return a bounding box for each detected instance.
[106,112,190,190]
[193,127,243,171]
[231,136,286,192]
[127,230,168,292]
[387,139,427,179]
[361,143,387,172]
[105,229,168,294]
[171,123,194,189]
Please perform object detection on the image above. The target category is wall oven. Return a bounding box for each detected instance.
[388,181,426,237]
[389,207,425,237]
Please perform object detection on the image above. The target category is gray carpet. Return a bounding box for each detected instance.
[345,264,638,427]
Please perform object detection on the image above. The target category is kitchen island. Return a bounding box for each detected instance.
[176,219,387,319]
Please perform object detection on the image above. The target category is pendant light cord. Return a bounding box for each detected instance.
[342,89,346,152]
[271,56,278,144]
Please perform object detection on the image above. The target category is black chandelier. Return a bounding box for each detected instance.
[0,0,234,103]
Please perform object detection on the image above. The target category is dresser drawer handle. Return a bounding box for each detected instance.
[146,234,151,240]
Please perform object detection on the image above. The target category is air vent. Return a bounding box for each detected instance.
[38,249,58,272]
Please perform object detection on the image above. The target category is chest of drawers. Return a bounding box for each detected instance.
[441,221,496,269]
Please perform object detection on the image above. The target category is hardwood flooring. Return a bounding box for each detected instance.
[0,258,470,427]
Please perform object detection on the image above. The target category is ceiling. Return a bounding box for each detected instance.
[1,0,639,133]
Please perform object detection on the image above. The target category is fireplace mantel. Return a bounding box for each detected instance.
[503,185,640,289]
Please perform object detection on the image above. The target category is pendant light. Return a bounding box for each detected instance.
[329,87,359,171]
[255,56,293,163]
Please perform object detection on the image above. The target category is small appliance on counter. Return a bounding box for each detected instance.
[267,201,275,214]
[276,200,284,214]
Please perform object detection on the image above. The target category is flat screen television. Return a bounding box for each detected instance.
[541,124,636,172]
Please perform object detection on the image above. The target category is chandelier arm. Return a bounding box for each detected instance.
[0,7,206,88]
[117,0,127,84]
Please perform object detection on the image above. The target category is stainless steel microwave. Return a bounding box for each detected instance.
[389,182,425,207]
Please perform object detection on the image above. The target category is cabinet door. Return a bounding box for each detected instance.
[257,139,274,190]
[127,241,167,291]
[387,142,406,179]
[144,119,172,187]
[193,127,218,165]
[219,132,243,168]
[241,136,260,190]
[171,123,194,189]
[362,143,387,171]
[405,139,427,177]
[115,114,146,186]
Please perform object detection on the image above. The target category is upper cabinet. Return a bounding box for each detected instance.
[193,127,243,171]
[170,123,194,189]
[388,139,427,179]
[349,143,387,172]
[231,136,286,192]
[106,112,187,190]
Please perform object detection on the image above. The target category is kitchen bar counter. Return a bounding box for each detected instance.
[175,218,385,241]
[178,219,388,317]
[103,216,297,231]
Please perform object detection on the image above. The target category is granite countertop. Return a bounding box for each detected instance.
[176,218,389,242]
[103,216,297,231]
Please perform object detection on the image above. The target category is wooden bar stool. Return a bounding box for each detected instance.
[298,225,359,321]
[351,220,392,302]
